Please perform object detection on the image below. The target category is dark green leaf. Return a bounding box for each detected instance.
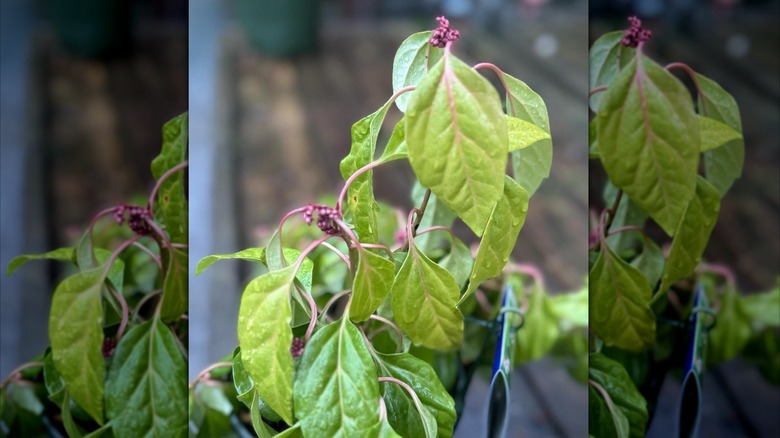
[588,31,636,112]
[151,113,188,243]
[6,247,75,276]
[630,237,664,291]
[589,384,629,438]
[105,318,187,437]
[590,244,656,351]
[597,54,699,235]
[391,241,463,350]
[351,249,396,322]
[374,351,457,438]
[294,317,381,436]
[406,50,508,236]
[589,353,648,437]
[43,349,65,407]
[49,266,107,424]
[392,31,444,113]
[461,177,528,304]
[237,266,296,425]
[696,73,744,195]
[159,247,188,322]
[707,289,752,365]
[657,177,720,294]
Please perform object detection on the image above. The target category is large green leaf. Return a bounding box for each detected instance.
[657,177,720,294]
[49,266,107,424]
[232,350,281,422]
[392,31,444,113]
[237,266,296,425]
[391,239,463,350]
[195,248,266,275]
[374,351,457,438]
[589,353,648,438]
[350,249,396,322]
[105,318,187,437]
[588,31,636,112]
[707,289,752,365]
[339,98,394,244]
[197,246,313,292]
[696,73,744,195]
[590,244,656,351]
[159,247,188,322]
[597,54,699,235]
[6,247,75,275]
[406,50,508,236]
[502,72,551,134]
[151,113,188,243]
[294,317,381,436]
[460,177,528,304]
[515,287,560,363]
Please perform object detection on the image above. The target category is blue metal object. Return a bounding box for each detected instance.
[487,283,523,438]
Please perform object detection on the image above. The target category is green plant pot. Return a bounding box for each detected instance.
[46,0,130,58]
[235,0,319,57]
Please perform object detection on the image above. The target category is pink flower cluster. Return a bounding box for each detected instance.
[429,16,460,48]
[302,203,341,235]
[621,16,652,48]
[290,338,305,359]
[114,204,152,235]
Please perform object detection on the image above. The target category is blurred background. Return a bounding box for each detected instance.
[589,0,780,436]
[0,0,186,380]
[189,0,588,436]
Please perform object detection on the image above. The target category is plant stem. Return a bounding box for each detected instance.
[369,315,404,353]
[506,262,546,292]
[320,289,351,322]
[105,235,143,274]
[665,62,707,116]
[320,241,351,270]
[292,234,333,342]
[0,362,44,388]
[589,85,608,97]
[107,285,129,341]
[189,361,232,388]
[336,160,384,215]
[132,289,162,322]
[359,243,394,260]
[378,376,426,416]
[132,240,162,270]
[147,160,189,216]
[472,63,516,115]
[606,225,647,238]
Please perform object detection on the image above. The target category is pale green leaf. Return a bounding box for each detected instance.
[741,285,780,328]
[506,116,551,152]
[6,247,75,276]
[378,117,407,163]
[630,237,664,291]
[294,317,381,436]
[406,50,508,236]
[392,31,443,113]
[460,177,528,305]
[351,249,396,322]
[590,245,656,351]
[516,288,560,363]
[105,318,187,437]
[195,248,266,275]
[510,140,552,197]
[237,266,296,425]
[698,115,742,152]
[597,54,699,235]
[707,289,752,364]
[151,113,188,243]
[657,177,720,295]
[49,267,107,424]
[391,240,464,351]
[549,287,589,328]
[439,235,473,291]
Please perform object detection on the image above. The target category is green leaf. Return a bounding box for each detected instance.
[237,266,296,425]
[707,289,752,365]
[93,248,125,295]
[49,266,107,424]
[589,353,648,438]
[151,113,189,243]
[460,177,528,304]
[339,99,394,244]
[378,117,408,163]
[510,140,552,198]
[549,286,589,328]
[6,247,75,276]
[406,50,508,236]
[588,31,636,112]
[105,318,187,437]
[516,287,560,363]
[192,384,233,438]
[657,177,720,294]
[159,247,188,323]
[391,240,463,350]
[741,285,780,328]
[294,317,381,437]
[350,249,396,322]
[698,115,742,152]
[506,116,551,152]
[439,235,473,291]
[196,248,266,275]
[696,73,744,195]
[604,182,648,254]
[233,350,282,422]
[597,54,699,235]
[630,237,664,291]
[249,391,274,438]
[589,384,630,438]
[374,351,457,438]
[590,244,656,351]
[43,349,66,407]
[392,31,443,113]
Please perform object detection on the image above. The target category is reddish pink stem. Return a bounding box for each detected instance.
[147,161,189,216]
